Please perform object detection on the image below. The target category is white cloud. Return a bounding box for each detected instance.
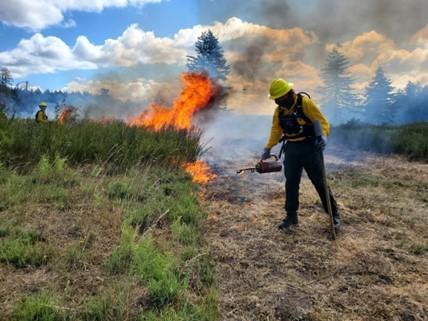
[0,0,163,30]
[0,17,316,79]
[0,33,96,77]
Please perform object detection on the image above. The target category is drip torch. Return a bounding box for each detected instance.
[237,155,283,174]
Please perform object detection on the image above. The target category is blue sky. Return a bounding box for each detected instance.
[0,0,427,114]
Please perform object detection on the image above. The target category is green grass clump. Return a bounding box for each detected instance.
[81,289,128,321]
[104,225,136,275]
[65,242,86,270]
[0,119,201,172]
[171,218,200,246]
[0,162,71,209]
[139,290,219,321]
[0,225,11,237]
[12,293,67,321]
[131,236,183,309]
[0,229,52,267]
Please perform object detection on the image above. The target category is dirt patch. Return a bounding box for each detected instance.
[204,148,428,321]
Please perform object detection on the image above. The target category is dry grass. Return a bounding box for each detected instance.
[204,147,428,321]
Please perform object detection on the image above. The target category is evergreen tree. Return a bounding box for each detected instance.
[0,68,14,116]
[321,48,358,123]
[394,82,428,123]
[364,67,395,124]
[0,68,13,88]
[187,30,230,81]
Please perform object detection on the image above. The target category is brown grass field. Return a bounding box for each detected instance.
[204,147,428,321]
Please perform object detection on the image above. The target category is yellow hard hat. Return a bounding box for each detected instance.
[268,79,293,100]
[39,102,47,108]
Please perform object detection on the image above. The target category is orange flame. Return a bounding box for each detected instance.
[128,72,215,131]
[183,160,217,185]
[58,107,74,125]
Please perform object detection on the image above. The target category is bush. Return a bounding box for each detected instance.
[331,122,428,162]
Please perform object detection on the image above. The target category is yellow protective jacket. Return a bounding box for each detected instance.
[35,110,48,123]
[265,95,329,149]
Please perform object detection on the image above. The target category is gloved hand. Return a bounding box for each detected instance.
[261,148,271,160]
[316,136,327,151]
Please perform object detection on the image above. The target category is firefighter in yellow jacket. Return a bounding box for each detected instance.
[35,102,48,123]
[262,79,341,231]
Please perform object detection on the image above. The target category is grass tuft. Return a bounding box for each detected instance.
[131,236,183,309]
[0,229,52,267]
[12,293,67,321]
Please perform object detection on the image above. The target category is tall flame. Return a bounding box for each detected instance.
[58,107,74,125]
[183,160,217,185]
[128,72,215,131]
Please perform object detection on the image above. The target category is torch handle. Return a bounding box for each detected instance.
[320,151,336,240]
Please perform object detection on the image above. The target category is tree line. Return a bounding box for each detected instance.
[321,48,428,124]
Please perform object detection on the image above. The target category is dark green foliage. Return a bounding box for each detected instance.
[393,123,428,161]
[0,119,201,172]
[332,122,428,161]
[187,30,230,81]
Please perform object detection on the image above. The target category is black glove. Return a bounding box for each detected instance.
[261,148,271,160]
[316,136,327,151]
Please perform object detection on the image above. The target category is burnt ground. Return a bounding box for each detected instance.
[203,147,428,321]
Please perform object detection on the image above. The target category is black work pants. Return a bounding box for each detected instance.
[283,138,339,219]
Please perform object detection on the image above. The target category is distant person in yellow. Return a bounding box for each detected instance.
[35,102,48,123]
[261,79,341,231]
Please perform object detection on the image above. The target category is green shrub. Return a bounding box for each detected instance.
[332,122,428,162]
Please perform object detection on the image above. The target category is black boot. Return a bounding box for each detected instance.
[333,212,341,230]
[278,214,298,231]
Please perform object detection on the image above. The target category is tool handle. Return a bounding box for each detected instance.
[236,168,256,174]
